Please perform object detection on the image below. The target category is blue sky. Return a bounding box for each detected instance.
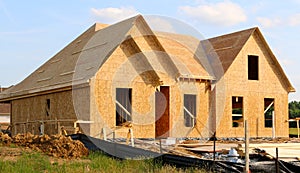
[1,0,300,101]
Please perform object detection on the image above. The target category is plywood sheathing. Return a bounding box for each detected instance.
[92,25,212,138]
[210,28,292,138]
[11,90,77,135]
[0,15,141,102]
[207,27,294,92]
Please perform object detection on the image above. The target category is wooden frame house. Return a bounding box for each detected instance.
[0,15,214,138]
[208,27,295,138]
[0,15,294,139]
[0,87,10,128]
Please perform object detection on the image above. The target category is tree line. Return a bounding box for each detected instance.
[289,101,300,128]
[289,101,300,119]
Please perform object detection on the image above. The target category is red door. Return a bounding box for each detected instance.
[155,86,170,138]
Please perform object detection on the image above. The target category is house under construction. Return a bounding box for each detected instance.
[0,15,295,139]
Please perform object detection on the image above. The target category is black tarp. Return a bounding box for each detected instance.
[70,134,300,173]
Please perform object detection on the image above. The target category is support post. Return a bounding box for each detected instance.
[297,120,299,138]
[130,128,134,147]
[57,122,61,135]
[159,139,162,153]
[102,128,107,141]
[26,119,28,133]
[112,131,115,142]
[213,132,216,161]
[272,111,275,139]
[244,120,249,173]
[40,121,44,136]
[276,147,279,173]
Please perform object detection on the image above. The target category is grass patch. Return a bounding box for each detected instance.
[0,150,208,173]
[289,128,299,136]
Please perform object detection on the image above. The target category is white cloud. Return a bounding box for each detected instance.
[257,13,300,28]
[179,1,247,26]
[90,7,139,24]
[257,17,281,28]
[288,13,300,26]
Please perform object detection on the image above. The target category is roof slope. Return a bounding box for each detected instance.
[0,15,215,101]
[207,27,295,92]
[0,15,140,100]
[154,31,214,80]
[207,27,256,73]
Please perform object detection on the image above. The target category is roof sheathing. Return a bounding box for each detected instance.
[253,28,295,92]
[207,27,295,93]
[0,15,141,101]
[207,27,256,73]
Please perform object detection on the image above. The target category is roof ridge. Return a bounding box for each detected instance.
[207,27,257,40]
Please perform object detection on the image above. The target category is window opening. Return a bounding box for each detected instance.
[232,96,243,127]
[264,98,274,128]
[248,55,259,80]
[46,99,50,116]
[116,88,132,126]
[184,94,196,127]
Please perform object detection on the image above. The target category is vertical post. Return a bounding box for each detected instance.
[73,121,77,134]
[130,128,134,147]
[297,120,299,138]
[55,118,57,131]
[245,120,249,173]
[159,139,162,153]
[213,132,216,161]
[276,147,279,173]
[102,127,107,141]
[57,122,61,135]
[272,111,275,139]
[40,121,44,136]
[26,119,28,133]
[112,131,115,142]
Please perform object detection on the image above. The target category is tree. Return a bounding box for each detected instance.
[289,101,300,119]
[289,101,300,128]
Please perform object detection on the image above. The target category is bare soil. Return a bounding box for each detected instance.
[0,132,89,159]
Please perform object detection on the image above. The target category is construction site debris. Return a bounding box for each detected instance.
[0,132,88,159]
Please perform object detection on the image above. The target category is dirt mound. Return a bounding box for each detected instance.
[0,132,88,159]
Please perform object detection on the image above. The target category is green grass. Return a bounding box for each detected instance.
[289,128,300,136]
[0,150,208,173]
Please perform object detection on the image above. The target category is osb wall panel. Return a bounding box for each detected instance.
[0,103,10,114]
[92,32,211,138]
[215,33,289,138]
[171,81,210,138]
[72,87,91,134]
[11,88,90,136]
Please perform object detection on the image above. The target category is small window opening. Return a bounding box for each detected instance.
[46,99,50,116]
[184,94,197,127]
[248,55,259,80]
[232,96,243,127]
[116,88,132,126]
[264,98,274,128]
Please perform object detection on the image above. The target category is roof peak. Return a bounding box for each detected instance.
[208,27,258,40]
[94,23,110,31]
